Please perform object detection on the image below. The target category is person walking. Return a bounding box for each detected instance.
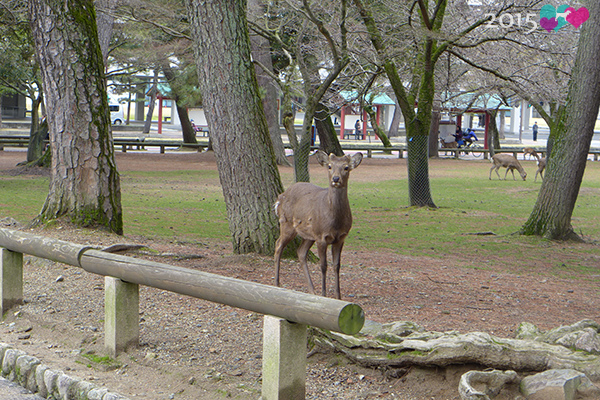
[354,119,361,140]
[533,122,538,141]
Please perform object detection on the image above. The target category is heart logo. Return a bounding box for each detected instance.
[539,4,589,32]
[540,17,558,32]
[565,6,590,28]
[540,4,570,32]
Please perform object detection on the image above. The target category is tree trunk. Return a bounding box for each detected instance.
[160,60,197,144]
[96,0,117,64]
[314,102,343,156]
[26,94,45,164]
[186,0,284,255]
[29,0,123,235]
[143,71,158,134]
[428,109,440,158]
[248,0,289,166]
[521,0,600,240]
[365,104,392,149]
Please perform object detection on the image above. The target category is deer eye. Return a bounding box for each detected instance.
[344,166,349,171]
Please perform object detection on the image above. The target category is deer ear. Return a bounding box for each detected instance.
[349,152,363,169]
[315,150,329,166]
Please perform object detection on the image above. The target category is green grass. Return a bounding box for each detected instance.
[1,157,599,279]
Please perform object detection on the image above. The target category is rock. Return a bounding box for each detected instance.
[543,320,600,344]
[458,369,519,400]
[556,328,600,355]
[520,369,600,400]
[515,322,542,340]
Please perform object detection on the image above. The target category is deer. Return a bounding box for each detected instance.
[523,147,540,161]
[489,153,527,181]
[535,157,546,182]
[273,150,363,299]
[440,137,458,148]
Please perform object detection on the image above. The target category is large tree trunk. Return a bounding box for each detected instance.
[29,0,123,235]
[186,0,284,255]
[314,102,343,156]
[248,0,289,166]
[96,0,117,64]
[521,0,600,241]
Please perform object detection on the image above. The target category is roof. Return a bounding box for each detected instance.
[339,90,396,105]
[441,92,511,112]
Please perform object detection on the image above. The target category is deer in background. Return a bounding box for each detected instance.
[273,150,363,299]
[489,154,527,181]
[535,157,546,182]
[523,147,540,161]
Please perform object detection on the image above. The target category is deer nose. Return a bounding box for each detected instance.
[333,176,340,183]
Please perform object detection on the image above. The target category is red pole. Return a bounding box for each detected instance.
[157,95,163,135]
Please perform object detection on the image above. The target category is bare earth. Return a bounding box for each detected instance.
[1,150,599,400]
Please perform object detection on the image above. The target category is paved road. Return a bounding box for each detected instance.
[0,377,44,399]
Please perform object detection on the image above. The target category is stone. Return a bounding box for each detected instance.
[515,322,542,340]
[87,387,109,400]
[2,348,26,380]
[15,354,40,389]
[34,365,50,398]
[556,328,600,354]
[458,369,518,400]
[520,369,600,400]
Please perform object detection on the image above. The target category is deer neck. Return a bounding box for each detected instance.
[326,186,351,216]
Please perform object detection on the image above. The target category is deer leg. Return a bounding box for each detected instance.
[331,241,344,300]
[274,230,296,287]
[494,167,502,180]
[297,239,316,294]
[510,168,516,180]
[316,242,328,297]
[503,168,510,180]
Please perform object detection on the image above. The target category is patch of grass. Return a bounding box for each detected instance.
[80,351,121,370]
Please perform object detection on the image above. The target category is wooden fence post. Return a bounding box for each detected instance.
[104,277,139,357]
[0,248,23,317]
[262,315,307,400]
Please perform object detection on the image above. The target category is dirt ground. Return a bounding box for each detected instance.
[1,150,599,400]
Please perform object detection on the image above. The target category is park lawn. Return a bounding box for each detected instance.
[1,157,599,280]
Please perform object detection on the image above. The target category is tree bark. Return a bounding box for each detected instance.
[314,102,343,156]
[160,60,197,144]
[143,70,158,134]
[521,0,600,240]
[248,0,289,166]
[186,0,284,255]
[29,0,122,234]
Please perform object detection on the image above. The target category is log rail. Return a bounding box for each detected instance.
[0,227,364,399]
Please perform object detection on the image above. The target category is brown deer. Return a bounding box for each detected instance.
[535,157,546,182]
[440,137,458,148]
[523,147,540,160]
[273,150,363,299]
[489,154,527,181]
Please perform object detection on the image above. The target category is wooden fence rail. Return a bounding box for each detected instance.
[0,227,364,399]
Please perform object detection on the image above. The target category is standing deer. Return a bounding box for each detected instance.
[523,147,540,160]
[273,150,363,299]
[489,154,527,181]
[535,157,546,182]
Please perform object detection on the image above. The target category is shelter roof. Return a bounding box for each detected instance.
[441,92,511,112]
[339,90,396,106]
